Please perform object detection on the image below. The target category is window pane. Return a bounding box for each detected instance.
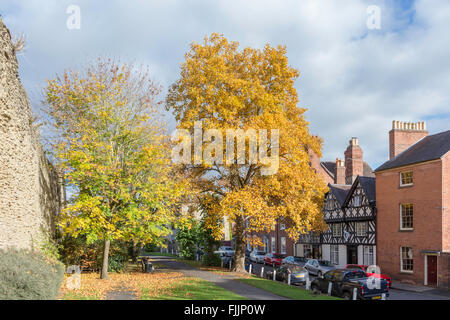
[401,204,414,229]
[401,171,413,185]
[401,247,413,271]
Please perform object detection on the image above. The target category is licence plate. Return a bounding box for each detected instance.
[372,296,381,300]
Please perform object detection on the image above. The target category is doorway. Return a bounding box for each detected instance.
[347,245,358,265]
[427,255,437,286]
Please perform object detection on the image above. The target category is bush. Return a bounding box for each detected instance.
[0,248,64,300]
[201,252,222,267]
[59,237,129,273]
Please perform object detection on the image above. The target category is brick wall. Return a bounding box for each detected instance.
[376,160,443,286]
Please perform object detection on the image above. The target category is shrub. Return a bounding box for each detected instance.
[202,252,222,267]
[0,248,64,300]
[59,237,129,272]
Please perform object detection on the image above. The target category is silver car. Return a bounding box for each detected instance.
[304,259,336,277]
[249,250,266,263]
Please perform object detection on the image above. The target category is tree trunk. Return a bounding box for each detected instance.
[131,241,142,263]
[100,239,111,280]
[232,216,246,273]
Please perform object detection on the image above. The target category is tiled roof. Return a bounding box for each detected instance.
[375,130,450,172]
[328,184,351,205]
[342,176,376,206]
[358,176,376,203]
[320,161,375,179]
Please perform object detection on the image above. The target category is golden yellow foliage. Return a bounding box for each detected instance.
[166,34,328,271]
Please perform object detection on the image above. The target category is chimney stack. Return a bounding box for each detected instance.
[389,120,428,160]
[335,158,346,184]
[344,137,363,184]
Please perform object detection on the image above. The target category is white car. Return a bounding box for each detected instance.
[218,246,235,257]
[250,250,266,263]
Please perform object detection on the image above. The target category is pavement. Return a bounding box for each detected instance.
[106,287,137,300]
[390,281,450,300]
[150,256,290,300]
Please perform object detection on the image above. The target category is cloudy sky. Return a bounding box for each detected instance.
[1,0,449,168]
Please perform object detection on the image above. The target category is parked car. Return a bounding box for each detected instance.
[281,256,309,267]
[221,254,233,268]
[266,265,309,285]
[250,250,266,263]
[245,249,251,259]
[345,264,392,288]
[263,253,285,267]
[218,246,235,257]
[304,259,336,277]
[311,269,390,300]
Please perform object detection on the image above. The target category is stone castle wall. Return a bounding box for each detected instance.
[0,17,62,249]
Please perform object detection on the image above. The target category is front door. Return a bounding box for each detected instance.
[347,246,358,265]
[427,256,437,286]
[312,245,321,259]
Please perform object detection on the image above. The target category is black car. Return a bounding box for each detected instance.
[311,269,390,300]
[266,265,309,285]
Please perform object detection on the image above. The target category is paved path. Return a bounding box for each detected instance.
[150,256,290,300]
[106,287,137,300]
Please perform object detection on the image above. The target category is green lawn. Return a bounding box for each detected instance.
[238,276,341,300]
[142,278,247,300]
[176,259,202,268]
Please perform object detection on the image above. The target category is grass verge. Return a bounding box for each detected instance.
[238,276,341,300]
[142,277,247,300]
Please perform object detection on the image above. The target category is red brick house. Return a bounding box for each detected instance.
[375,121,450,288]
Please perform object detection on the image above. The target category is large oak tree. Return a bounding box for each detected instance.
[166,34,328,272]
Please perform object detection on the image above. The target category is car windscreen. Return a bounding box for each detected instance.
[273,254,284,259]
[289,266,306,273]
[318,260,334,267]
[345,271,366,279]
[294,257,307,262]
[257,251,266,255]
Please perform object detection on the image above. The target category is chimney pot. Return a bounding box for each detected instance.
[389,120,428,159]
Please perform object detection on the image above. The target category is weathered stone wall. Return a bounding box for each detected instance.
[0,17,62,250]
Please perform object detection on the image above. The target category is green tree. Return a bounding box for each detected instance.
[44,59,190,279]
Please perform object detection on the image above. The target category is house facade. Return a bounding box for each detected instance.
[295,137,376,267]
[375,121,450,288]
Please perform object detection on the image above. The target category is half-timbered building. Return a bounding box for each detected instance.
[321,176,376,268]
[295,137,376,267]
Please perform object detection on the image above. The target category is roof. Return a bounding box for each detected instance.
[328,184,351,205]
[321,161,375,180]
[358,176,376,203]
[320,161,336,180]
[342,176,376,206]
[375,130,450,172]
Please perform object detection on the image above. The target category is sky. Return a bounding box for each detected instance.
[1,0,449,169]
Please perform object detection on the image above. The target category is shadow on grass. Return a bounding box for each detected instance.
[238,277,342,300]
[142,278,247,300]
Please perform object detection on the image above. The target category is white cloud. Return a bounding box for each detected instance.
[1,0,449,169]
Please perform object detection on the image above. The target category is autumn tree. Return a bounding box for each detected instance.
[166,34,328,272]
[44,59,189,279]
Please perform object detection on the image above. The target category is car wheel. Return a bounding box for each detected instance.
[311,284,320,294]
[343,292,351,300]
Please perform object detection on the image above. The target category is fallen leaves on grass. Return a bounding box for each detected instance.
[59,271,186,300]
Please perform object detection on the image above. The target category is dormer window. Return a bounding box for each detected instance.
[400,171,413,186]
